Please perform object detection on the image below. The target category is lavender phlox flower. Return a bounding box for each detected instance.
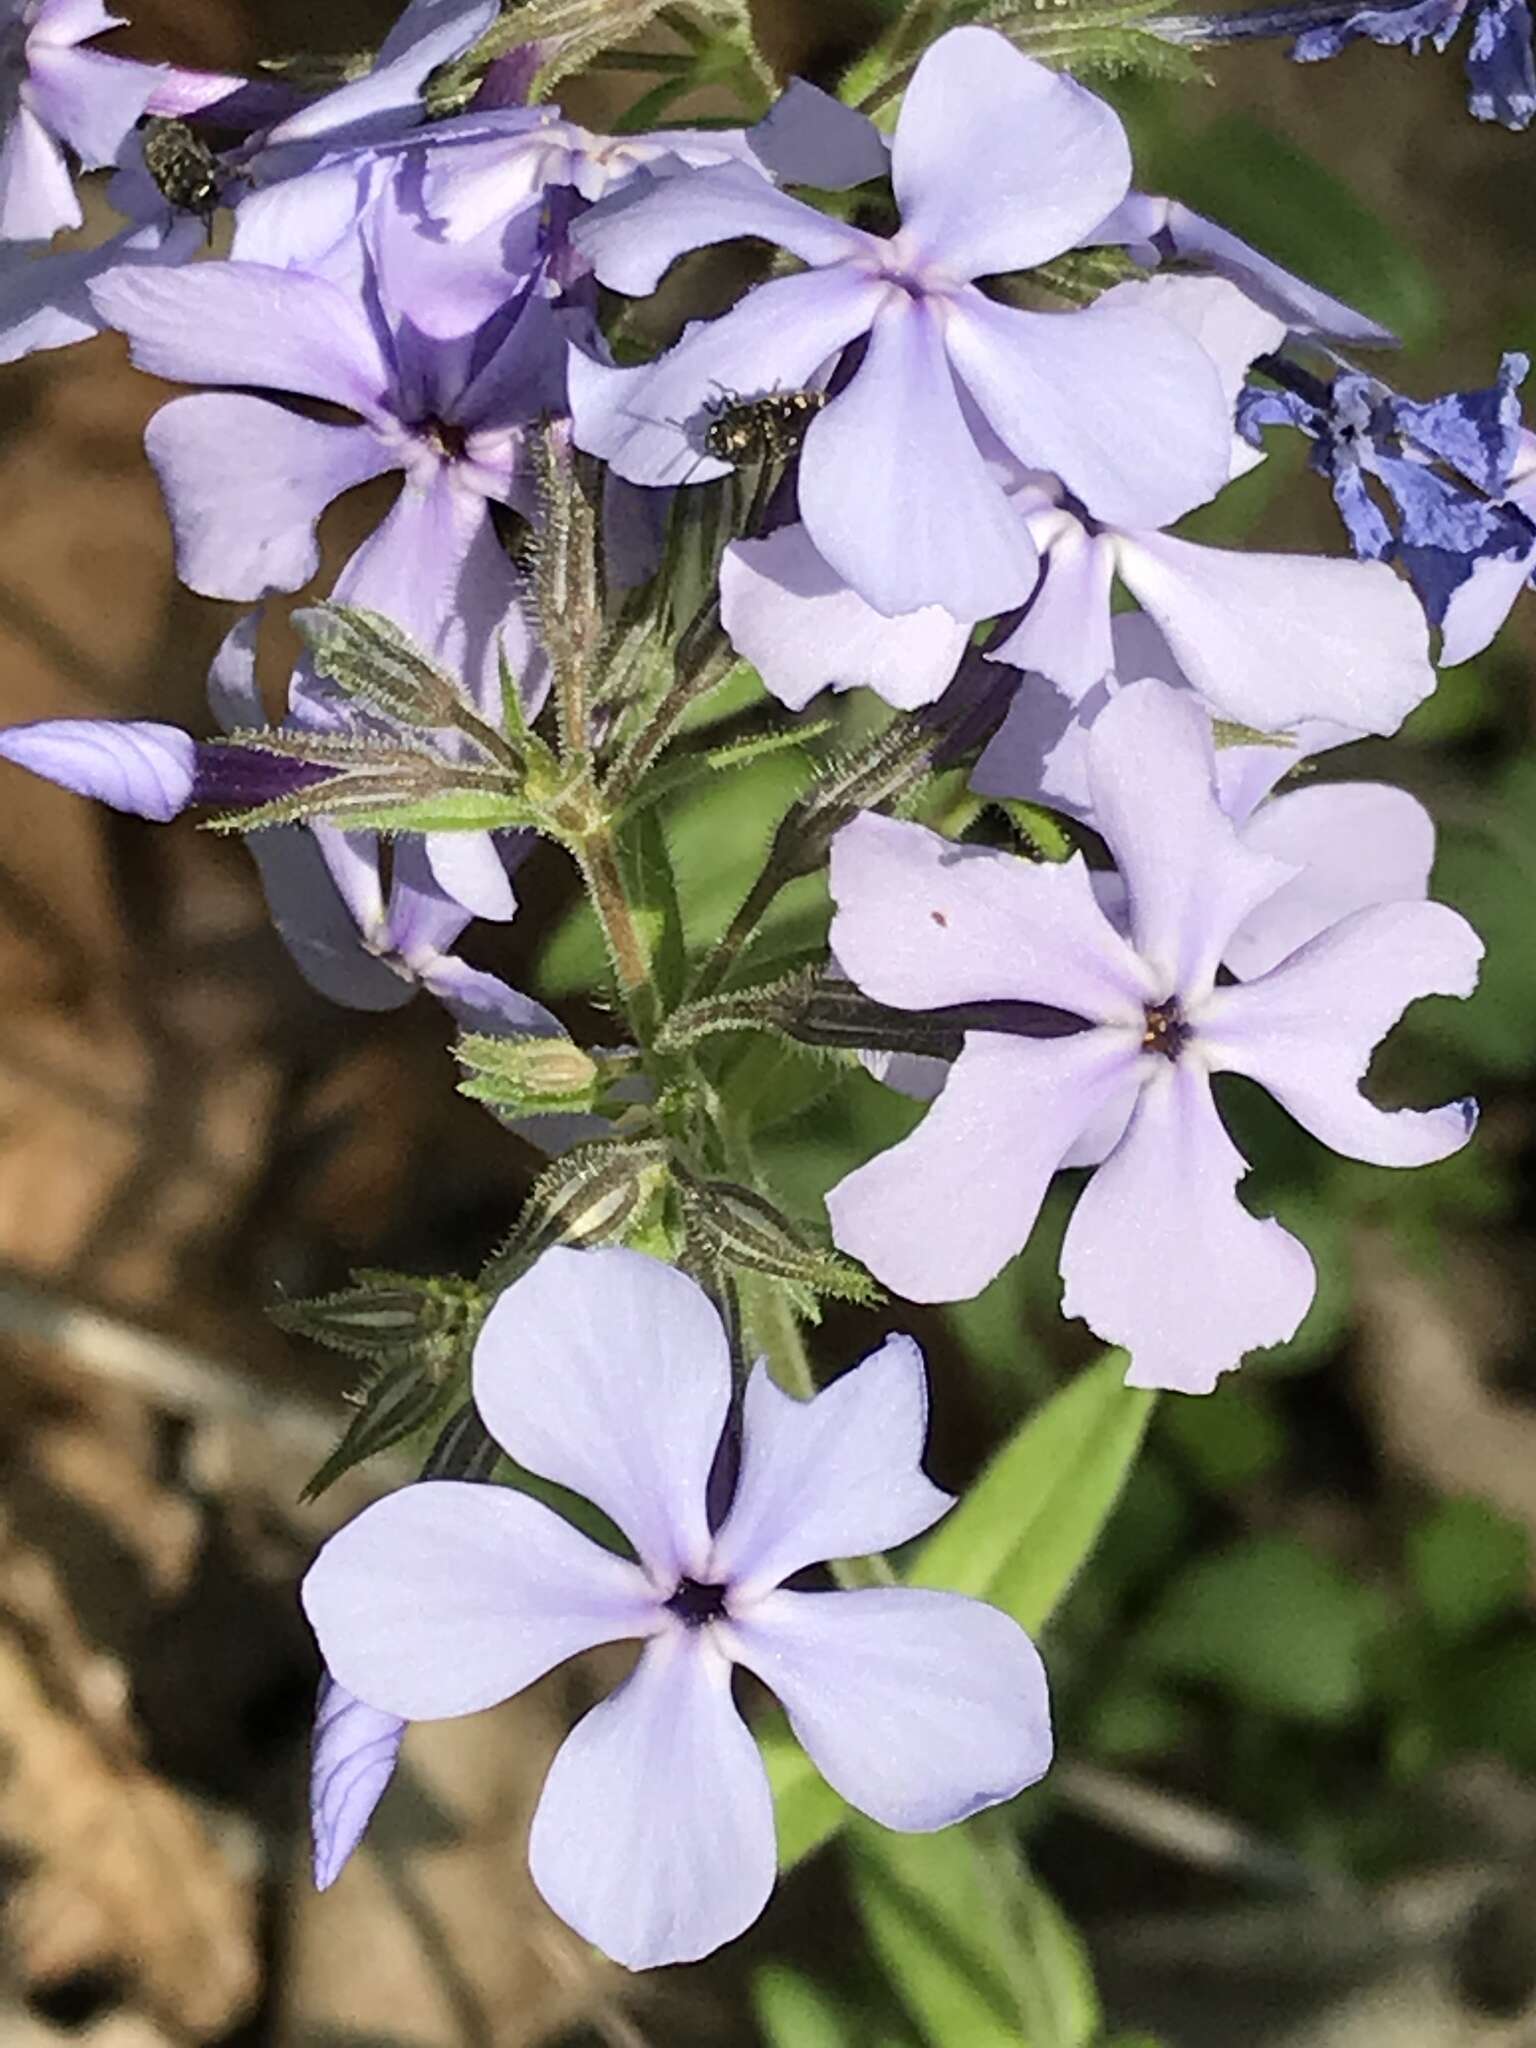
[566,27,1233,623]
[311,1676,406,1890]
[1292,0,1535,129]
[304,1245,1053,1968]
[827,678,1480,1391]
[1083,190,1396,347]
[973,612,1438,982]
[1241,351,1536,663]
[0,0,160,242]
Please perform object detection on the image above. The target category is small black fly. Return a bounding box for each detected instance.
[701,387,826,467]
[141,118,222,230]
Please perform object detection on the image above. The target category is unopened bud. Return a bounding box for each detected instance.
[455,1033,604,1115]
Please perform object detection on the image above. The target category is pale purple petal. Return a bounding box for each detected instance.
[27,0,126,43]
[1060,1060,1316,1392]
[728,1586,1051,1828]
[0,103,78,241]
[424,831,517,922]
[828,1029,1139,1302]
[310,1677,405,1890]
[262,0,497,147]
[472,1247,730,1584]
[1098,273,1285,409]
[332,469,480,658]
[970,673,1090,810]
[1226,783,1436,981]
[569,159,874,297]
[1084,681,1294,997]
[830,811,1151,1017]
[568,266,883,488]
[893,29,1130,279]
[0,215,205,365]
[719,525,968,710]
[747,78,888,190]
[987,521,1116,698]
[1112,532,1435,735]
[302,1479,657,1720]
[1438,531,1536,665]
[25,45,157,167]
[0,718,193,819]
[944,291,1231,531]
[1202,901,1482,1165]
[90,263,392,415]
[144,395,393,601]
[528,1632,775,1971]
[709,1339,952,1596]
[418,953,565,1038]
[799,297,1040,620]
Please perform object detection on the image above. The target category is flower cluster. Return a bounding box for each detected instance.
[0,0,1512,1978]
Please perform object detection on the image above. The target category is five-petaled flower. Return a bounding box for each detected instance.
[302,1246,1052,1968]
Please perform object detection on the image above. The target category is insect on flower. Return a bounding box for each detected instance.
[701,386,826,466]
[141,118,223,230]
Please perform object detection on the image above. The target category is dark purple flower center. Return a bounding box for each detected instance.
[420,415,469,461]
[1142,998,1191,1061]
[665,1577,730,1628]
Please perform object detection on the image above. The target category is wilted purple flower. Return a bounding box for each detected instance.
[304,1246,1052,1969]
[0,0,158,242]
[568,27,1233,622]
[828,679,1481,1392]
[1293,0,1535,129]
[1241,351,1535,663]
[311,1676,406,1890]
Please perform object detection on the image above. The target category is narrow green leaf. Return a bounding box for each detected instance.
[752,1964,848,2048]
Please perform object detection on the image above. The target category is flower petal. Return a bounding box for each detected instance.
[1112,531,1435,735]
[944,291,1231,531]
[830,811,1150,1018]
[1202,900,1482,1165]
[310,1677,405,1890]
[720,524,969,710]
[528,1631,775,1970]
[302,1479,657,1720]
[1060,1061,1316,1393]
[90,262,392,414]
[25,44,157,167]
[987,520,1116,699]
[1084,680,1294,998]
[747,79,889,190]
[1226,782,1436,981]
[144,394,393,601]
[262,0,496,147]
[799,296,1039,620]
[569,159,874,297]
[0,718,194,819]
[567,266,883,488]
[893,29,1130,278]
[728,1585,1052,1829]
[1438,530,1536,666]
[828,1029,1138,1302]
[472,1247,730,1584]
[0,103,79,242]
[709,1338,951,1596]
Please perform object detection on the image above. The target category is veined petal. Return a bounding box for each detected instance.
[893,29,1130,279]
[472,1248,730,1585]
[799,296,1039,620]
[720,525,969,710]
[0,104,79,242]
[1112,531,1435,735]
[1084,681,1294,998]
[944,291,1231,531]
[569,159,875,296]
[987,522,1116,700]
[528,1631,775,1971]
[568,267,883,488]
[25,44,157,167]
[709,1339,951,1597]
[828,1029,1138,1303]
[144,395,393,601]
[1060,1061,1315,1393]
[1227,783,1436,981]
[0,718,193,819]
[310,1677,405,1890]
[728,1586,1051,1829]
[1201,900,1482,1165]
[301,1480,658,1720]
[90,262,393,415]
[830,811,1150,1018]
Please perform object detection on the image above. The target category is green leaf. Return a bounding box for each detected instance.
[850,1823,1100,2048]
[1161,1381,1286,1493]
[619,805,688,1008]
[1407,1497,1531,1641]
[752,1964,849,2048]
[1138,1534,1389,1723]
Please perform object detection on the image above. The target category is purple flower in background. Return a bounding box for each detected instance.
[568,27,1232,622]
[1293,0,1535,129]
[1241,351,1535,662]
[0,0,158,241]
[304,1246,1052,1969]
[827,680,1481,1392]
[311,1677,406,1890]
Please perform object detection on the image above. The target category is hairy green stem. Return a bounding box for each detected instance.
[578,827,663,1043]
